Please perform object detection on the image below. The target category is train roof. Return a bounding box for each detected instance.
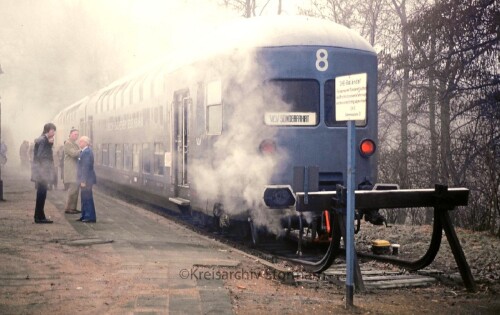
[57,16,375,113]
[113,16,375,86]
[212,15,375,53]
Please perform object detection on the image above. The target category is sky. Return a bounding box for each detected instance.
[0,0,309,159]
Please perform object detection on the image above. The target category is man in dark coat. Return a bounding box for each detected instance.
[76,136,97,223]
[31,123,56,223]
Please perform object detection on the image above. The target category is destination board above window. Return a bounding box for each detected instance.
[264,112,317,126]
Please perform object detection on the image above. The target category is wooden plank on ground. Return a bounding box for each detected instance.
[324,269,401,276]
[362,275,428,281]
[364,277,436,289]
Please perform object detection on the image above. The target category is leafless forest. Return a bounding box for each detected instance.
[1,0,498,235]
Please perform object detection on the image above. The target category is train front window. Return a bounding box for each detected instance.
[325,79,367,127]
[263,79,319,126]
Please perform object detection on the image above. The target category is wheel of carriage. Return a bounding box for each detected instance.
[310,220,318,241]
[212,203,230,233]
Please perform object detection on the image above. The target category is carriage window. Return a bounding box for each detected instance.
[159,106,164,125]
[132,144,141,173]
[154,142,165,175]
[105,94,110,111]
[116,85,124,109]
[115,144,123,169]
[108,144,115,168]
[142,143,151,174]
[325,79,366,127]
[96,144,101,165]
[124,144,132,171]
[133,80,141,104]
[154,106,159,124]
[206,80,222,135]
[207,105,222,135]
[122,82,132,107]
[99,96,104,113]
[102,144,109,166]
[263,79,319,126]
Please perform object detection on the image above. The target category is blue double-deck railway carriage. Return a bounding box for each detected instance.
[53,16,378,224]
[256,44,378,191]
[212,16,379,199]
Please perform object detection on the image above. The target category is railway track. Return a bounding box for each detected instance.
[97,184,439,290]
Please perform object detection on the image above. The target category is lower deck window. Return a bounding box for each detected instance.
[108,144,115,168]
[154,143,165,175]
[132,144,141,173]
[124,144,132,171]
[263,79,319,126]
[115,144,123,169]
[142,143,151,174]
[102,144,109,166]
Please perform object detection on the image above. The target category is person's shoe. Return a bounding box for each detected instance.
[65,209,80,214]
[76,218,83,221]
[81,219,96,223]
[35,218,53,224]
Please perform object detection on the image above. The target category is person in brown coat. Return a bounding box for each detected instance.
[63,128,80,214]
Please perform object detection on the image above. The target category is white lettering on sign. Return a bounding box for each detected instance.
[335,73,367,121]
[264,112,316,126]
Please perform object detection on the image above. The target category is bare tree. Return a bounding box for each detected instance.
[408,0,499,232]
[386,0,410,224]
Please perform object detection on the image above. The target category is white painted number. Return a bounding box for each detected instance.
[316,49,328,72]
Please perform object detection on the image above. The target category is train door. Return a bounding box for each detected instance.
[170,89,191,206]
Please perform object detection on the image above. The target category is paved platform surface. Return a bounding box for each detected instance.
[0,165,240,314]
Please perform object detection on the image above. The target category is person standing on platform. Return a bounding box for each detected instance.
[49,146,59,190]
[0,141,7,166]
[28,141,34,166]
[31,123,56,224]
[19,140,30,167]
[77,136,96,223]
[63,128,80,214]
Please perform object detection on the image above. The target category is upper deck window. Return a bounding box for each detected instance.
[264,79,319,126]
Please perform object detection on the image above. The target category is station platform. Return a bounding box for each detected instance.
[0,165,241,314]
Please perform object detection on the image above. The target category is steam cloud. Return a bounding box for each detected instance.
[189,48,293,233]
[0,0,237,164]
[1,1,303,234]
